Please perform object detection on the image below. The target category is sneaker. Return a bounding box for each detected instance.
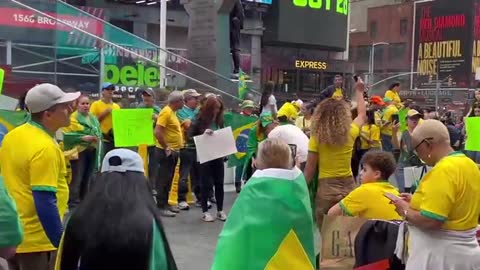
[209,197,217,204]
[202,212,215,222]
[160,209,176,217]
[207,201,213,209]
[235,183,242,193]
[178,201,190,211]
[169,205,180,213]
[217,211,227,222]
[195,200,202,208]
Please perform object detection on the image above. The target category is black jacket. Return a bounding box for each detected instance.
[354,220,405,270]
[230,0,244,29]
[313,85,346,105]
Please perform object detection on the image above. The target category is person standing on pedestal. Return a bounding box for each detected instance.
[230,0,244,78]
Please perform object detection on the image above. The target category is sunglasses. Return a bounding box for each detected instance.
[413,137,434,153]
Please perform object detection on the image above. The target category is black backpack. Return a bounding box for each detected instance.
[354,220,405,270]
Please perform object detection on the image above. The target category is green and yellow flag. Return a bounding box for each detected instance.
[224,112,257,167]
[0,110,29,146]
[238,70,249,100]
[212,168,316,270]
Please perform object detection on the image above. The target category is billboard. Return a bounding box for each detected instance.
[412,0,475,90]
[244,0,272,4]
[263,0,349,51]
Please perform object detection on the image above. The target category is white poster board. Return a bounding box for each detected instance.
[194,126,237,164]
[404,165,432,188]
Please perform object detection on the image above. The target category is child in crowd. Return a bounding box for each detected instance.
[328,151,401,220]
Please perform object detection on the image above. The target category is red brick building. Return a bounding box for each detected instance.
[349,1,414,94]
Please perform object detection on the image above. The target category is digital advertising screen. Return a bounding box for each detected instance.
[263,0,349,51]
[243,0,272,4]
[412,0,475,90]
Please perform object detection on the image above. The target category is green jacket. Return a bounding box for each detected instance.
[0,175,23,249]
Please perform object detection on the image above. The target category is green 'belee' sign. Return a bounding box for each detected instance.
[292,0,349,15]
[104,63,160,88]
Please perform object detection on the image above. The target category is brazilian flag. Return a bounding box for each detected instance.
[212,167,316,270]
[238,70,249,100]
[224,112,257,167]
[0,110,29,146]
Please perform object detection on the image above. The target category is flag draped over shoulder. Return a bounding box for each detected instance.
[212,167,316,270]
[224,112,257,167]
[238,70,249,100]
[0,110,29,146]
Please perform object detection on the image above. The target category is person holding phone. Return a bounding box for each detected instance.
[380,97,399,152]
[393,120,480,269]
[328,151,401,220]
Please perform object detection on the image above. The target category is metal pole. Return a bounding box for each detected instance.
[6,40,12,65]
[368,44,373,85]
[435,81,440,113]
[371,45,376,85]
[159,0,167,88]
[99,47,105,94]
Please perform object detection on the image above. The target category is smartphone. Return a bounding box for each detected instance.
[384,192,400,202]
[288,144,297,160]
[391,114,399,123]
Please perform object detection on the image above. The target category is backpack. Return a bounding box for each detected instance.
[354,220,405,270]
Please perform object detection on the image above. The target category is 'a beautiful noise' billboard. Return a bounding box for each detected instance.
[412,0,475,90]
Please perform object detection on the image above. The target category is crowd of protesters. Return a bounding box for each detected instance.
[0,75,480,270]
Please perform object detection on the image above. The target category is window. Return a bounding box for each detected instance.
[370,21,377,39]
[389,43,407,61]
[356,46,370,63]
[110,19,134,33]
[374,46,384,66]
[400,18,408,36]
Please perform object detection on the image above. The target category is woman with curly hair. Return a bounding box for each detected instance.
[304,78,367,229]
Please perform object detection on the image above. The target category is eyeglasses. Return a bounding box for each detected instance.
[414,137,434,151]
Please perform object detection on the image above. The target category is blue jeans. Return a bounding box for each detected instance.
[382,134,393,152]
[235,165,244,186]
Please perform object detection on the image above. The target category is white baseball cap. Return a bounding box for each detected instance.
[25,83,81,113]
[101,149,145,174]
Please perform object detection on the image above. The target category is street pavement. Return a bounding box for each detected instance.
[163,189,238,270]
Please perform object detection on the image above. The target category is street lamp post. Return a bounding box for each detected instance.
[159,0,167,88]
[369,42,389,85]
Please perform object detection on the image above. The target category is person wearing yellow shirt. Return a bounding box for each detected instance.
[89,82,120,154]
[328,151,401,220]
[381,98,399,152]
[393,120,480,269]
[277,99,303,123]
[62,95,102,211]
[295,102,314,137]
[317,74,345,102]
[304,77,367,229]
[154,91,185,218]
[0,84,79,270]
[359,110,382,155]
[384,82,403,109]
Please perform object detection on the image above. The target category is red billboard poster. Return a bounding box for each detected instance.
[412,0,475,90]
[0,7,103,35]
[472,1,480,82]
